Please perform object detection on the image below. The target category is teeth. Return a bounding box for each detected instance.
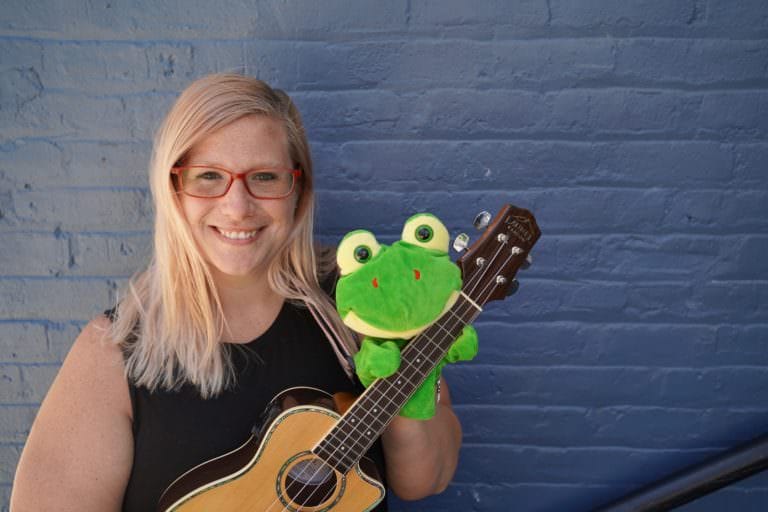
[218,228,259,240]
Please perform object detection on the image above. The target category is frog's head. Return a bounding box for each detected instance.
[336,213,462,340]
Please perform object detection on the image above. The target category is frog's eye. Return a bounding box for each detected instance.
[337,230,381,276]
[401,213,449,253]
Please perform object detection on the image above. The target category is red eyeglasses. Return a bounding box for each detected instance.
[171,165,301,199]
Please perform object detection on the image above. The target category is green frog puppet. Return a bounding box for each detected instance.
[335,213,479,420]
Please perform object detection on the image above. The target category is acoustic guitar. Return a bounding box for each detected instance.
[157,204,541,511]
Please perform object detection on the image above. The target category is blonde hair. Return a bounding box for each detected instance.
[109,73,357,398]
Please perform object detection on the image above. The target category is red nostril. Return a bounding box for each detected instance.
[414,269,421,280]
[372,277,378,288]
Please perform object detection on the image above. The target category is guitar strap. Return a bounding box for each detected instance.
[306,301,356,382]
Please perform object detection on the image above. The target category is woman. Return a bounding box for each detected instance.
[11,73,462,511]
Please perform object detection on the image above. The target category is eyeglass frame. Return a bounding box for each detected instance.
[170,165,302,200]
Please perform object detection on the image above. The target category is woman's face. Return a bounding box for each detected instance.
[178,115,298,284]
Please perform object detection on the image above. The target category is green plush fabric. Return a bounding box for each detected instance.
[353,326,478,420]
[336,242,462,332]
[336,214,479,420]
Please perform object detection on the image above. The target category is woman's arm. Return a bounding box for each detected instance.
[381,378,462,500]
[11,316,134,512]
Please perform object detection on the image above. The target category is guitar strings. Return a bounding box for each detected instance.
[300,240,509,470]
[305,239,510,463]
[266,241,519,511]
[267,241,516,511]
[272,243,514,511]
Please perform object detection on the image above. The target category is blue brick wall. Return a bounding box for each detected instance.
[1,1,767,510]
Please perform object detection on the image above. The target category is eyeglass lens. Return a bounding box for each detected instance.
[180,167,294,198]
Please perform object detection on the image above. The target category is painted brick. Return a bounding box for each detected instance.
[456,405,768,449]
[593,142,735,185]
[623,281,766,323]
[449,366,768,408]
[38,42,195,95]
[302,89,768,141]
[0,91,175,143]
[0,0,409,41]
[43,323,82,363]
[267,39,615,91]
[0,445,21,484]
[0,406,37,443]
[0,139,67,188]
[734,143,768,185]
[0,279,113,320]
[0,483,9,511]
[408,0,548,29]
[472,322,768,367]
[0,322,77,364]
[698,91,768,138]
[549,0,699,29]
[58,141,151,188]
[69,233,151,277]
[705,0,768,29]
[322,188,768,238]
[403,478,768,512]
[0,365,58,405]
[0,40,42,72]
[614,39,768,86]
[0,323,49,363]
[322,140,739,191]
[521,234,763,281]
[454,445,718,485]
[7,188,151,232]
[192,42,247,75]
[0,233,68,276]
[392,483,622,512]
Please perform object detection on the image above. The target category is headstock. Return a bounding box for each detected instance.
[455,204,541,305]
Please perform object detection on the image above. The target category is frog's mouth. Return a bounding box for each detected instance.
[342,291,460,340]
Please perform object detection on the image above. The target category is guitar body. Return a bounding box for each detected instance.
[157,387,385,512]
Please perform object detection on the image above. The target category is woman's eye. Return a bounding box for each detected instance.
[194,170,224,181]
[249,171,277,182]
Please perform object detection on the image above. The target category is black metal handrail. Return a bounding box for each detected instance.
[594,433,768,511]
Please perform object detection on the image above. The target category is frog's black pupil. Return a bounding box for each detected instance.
[417,226,433,241]
[355,246,370,262]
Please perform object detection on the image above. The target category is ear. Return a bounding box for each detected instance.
[401,213,449,254]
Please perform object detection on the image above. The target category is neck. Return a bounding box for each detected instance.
[212,269,284,343]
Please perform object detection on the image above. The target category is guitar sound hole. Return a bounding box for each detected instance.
[285,457,338,507]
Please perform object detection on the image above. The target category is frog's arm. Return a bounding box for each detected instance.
[354,326,478,420]
[445,324,478,364]
[353,337,403,387]
[400,325,478,419]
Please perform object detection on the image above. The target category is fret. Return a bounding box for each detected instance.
[314,293,481,474]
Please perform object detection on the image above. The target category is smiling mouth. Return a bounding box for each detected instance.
[215,227,264,241]
[341,291,461,339]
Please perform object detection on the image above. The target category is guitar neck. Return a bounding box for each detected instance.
[314,204,541,474]
[313,293,479,473]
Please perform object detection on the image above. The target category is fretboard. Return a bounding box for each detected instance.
[313,293,480,473]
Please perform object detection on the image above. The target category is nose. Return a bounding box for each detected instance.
[219,178,256,218]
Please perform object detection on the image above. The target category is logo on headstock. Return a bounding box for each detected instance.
[504,215,534,244]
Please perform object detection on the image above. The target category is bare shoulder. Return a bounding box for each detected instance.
[11,315,134,512]
[57,316,132,413]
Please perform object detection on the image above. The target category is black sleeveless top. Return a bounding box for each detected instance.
[116,301,388,511]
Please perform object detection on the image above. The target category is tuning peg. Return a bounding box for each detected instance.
[521,254,533,270]
[506,279,520,296]
[453,233,470,253]
[473,211,492,230]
